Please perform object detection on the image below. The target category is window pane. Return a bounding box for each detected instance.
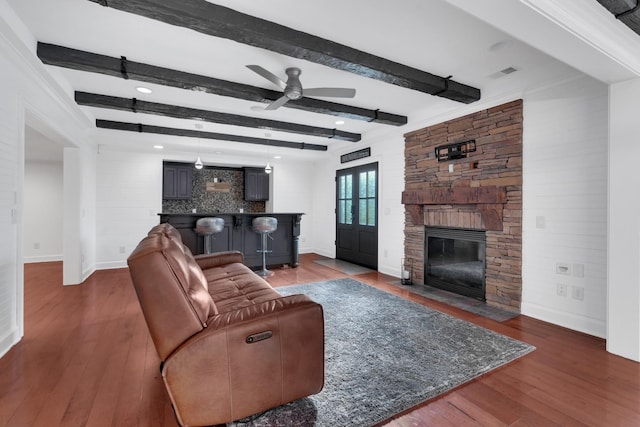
[339,176,345,199]
[359,172,367,198]
[338,200,345,224]
[367,171,376,197]
[359,199,367,225]
[346,175,352,198]
[368,199,376,225]
[346,200,353,224]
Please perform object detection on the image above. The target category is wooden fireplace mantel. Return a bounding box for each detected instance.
[401,186,507,230]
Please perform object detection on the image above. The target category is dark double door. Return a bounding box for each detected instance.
[335,162,378,270]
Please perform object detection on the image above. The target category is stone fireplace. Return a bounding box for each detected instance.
[402,100,523,312]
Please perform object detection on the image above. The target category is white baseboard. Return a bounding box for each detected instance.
[313,248,335,259]
[521,302,606,338]
[24,254,62,263]
[96,260,128,270]
[82,265,96,282]
[0,328,21,360]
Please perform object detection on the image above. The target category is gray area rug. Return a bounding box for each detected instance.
[229,278,535,427]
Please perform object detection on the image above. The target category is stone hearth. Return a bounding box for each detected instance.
[402,100,523,312]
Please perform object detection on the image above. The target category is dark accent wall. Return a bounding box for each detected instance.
[162,166,265,214]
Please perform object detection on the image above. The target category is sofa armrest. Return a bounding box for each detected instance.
[194,250,244,270]
[162,294,324,426]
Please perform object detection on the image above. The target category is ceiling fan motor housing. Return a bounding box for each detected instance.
[285,67,303,99]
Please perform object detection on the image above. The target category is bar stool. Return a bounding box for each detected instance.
[252,217,278,276]
[195,217,224,254]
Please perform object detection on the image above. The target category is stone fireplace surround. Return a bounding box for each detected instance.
[402,100,523,312]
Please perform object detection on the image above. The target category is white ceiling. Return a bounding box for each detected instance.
[8,0,640,163]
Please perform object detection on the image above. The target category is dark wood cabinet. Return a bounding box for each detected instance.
[244,168,269,201]
[163,163,193,199]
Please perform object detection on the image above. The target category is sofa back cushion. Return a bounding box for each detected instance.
[128,230,217,360]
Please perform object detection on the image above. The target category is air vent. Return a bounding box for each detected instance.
[489,66,518,79]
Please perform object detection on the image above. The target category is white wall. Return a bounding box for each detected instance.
[0,1,95,356]
[608,78,640,361]
[522,76,608,338]
[309,127,407,277]
[0,42,21,359]
[311,76,610,341]
[96,150,163,270]
[269,159,317,254]
[94,147,319,268]
[23,160,63,262]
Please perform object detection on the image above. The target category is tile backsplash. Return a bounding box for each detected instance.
[162,167,265,213]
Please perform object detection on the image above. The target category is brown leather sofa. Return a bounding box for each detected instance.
[127,223,324,426]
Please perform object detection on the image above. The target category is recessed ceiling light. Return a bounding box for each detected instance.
[136,86,152,94]
[194,123,204,129]
[274,155,282,159]
[153,145,164,150]
[335,120,345,125]
[489,40,512,52]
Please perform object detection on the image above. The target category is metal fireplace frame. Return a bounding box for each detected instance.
[424,226,486,300]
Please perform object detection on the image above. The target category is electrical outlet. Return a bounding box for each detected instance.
[119,246,126,254]
[33,242,40,250]
[536,216,546,229]
[572,286,585,301]
[556,262,571,275]
[556,283,567,297]
[573,263,584,278]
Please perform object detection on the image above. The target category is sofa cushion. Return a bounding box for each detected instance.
[202,262,283,313]
[161,235,218,320]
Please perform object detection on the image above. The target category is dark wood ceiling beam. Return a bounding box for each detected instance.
[37,42,407,126]
[95,120,328,151]
[87,0,480,103]
[75,92,361,142]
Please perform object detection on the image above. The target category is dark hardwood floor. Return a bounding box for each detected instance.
[1,254,639,426]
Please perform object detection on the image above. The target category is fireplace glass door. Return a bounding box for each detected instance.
[424,227,486,300]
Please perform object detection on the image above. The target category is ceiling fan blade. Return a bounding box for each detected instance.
[264,95,290,111]
[246,65,286,90]
[303,87,356,98]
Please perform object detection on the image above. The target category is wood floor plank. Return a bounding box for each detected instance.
[0,255,638,427]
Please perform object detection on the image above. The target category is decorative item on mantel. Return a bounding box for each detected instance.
[206,179,231,192]
[401,257,413,286]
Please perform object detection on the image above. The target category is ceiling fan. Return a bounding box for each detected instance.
[247,65,356,111]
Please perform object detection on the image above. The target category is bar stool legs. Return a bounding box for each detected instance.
[252,217,278,277]
[258,231,272,276]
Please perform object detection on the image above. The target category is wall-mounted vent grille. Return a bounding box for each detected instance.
[489,66,518,79]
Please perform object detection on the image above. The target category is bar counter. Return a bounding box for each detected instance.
[159,212,303,269]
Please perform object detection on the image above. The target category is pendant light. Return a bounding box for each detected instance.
[264,132,272,174]
[194,124,204,169]
[194,156,204,169]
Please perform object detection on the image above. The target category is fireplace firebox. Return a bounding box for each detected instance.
[424,227,486,300]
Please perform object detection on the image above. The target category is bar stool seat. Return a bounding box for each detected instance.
[252,217,278,276]
[195,217,224,254]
